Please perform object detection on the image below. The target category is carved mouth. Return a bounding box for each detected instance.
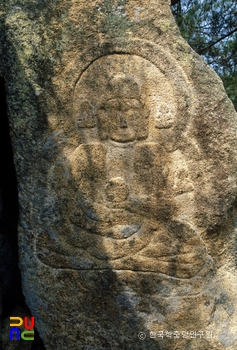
[110,130,136,143]
[105,224,142,239]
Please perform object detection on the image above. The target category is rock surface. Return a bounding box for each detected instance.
[1,0,237,349]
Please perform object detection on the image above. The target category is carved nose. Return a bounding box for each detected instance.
[119,115,127,128]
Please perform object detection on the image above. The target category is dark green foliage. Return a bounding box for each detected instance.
[172,0,237,110]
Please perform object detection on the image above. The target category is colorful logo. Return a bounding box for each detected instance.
[9,317,35,341]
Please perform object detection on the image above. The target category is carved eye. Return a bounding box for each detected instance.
[104,98,120,110]
[76,100,95,128]
[124,99,141,110]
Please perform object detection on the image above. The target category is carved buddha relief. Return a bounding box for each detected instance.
[37,54,208,279]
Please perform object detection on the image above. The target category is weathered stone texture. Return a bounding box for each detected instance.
[1,0,237,349]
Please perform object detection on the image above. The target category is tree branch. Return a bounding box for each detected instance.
[197,27,237,54]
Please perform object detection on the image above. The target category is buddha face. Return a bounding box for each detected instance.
[97,75,149,142]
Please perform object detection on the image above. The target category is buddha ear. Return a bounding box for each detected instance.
[136,110,150,140]
[145,107,150,119]
[75,99,96,128]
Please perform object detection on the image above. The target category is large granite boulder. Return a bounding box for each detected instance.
[1,0,237,349]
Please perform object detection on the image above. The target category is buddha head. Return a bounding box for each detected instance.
[97,74,149,142]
